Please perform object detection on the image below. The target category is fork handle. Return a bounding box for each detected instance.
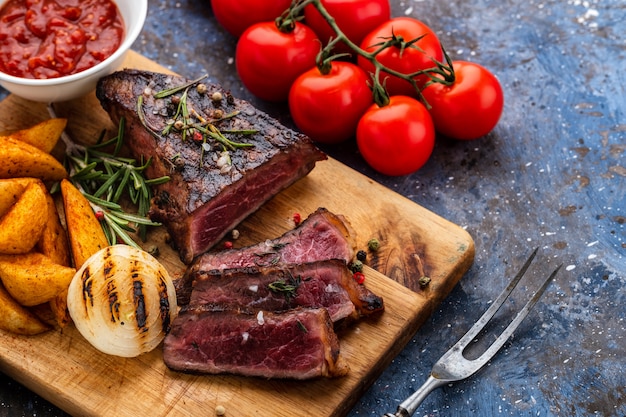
[383,375,447,417]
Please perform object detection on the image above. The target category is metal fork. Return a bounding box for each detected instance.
[383,248,562,417]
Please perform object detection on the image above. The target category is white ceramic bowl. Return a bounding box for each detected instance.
[0,0,147,103]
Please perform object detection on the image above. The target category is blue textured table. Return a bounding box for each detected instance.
[1,1,624,416]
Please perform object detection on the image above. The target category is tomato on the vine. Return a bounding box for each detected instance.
[421,61,504,140]
[236,22,320,102]
[289,61,372,144]
[304,0,391,56]
[211,0,292,38]
[356,96,435,176]
[358,17,444,97]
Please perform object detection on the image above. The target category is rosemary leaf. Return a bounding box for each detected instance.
[112,167,132,202]
[145,176,170,186]
[82,193,123,210]
[111,210,161,226]
[93,169,123,198]
[153,74,208,98]
[104,215,141,249]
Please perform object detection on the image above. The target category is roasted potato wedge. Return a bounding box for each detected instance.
[0,282,50,335]
[0,136,67,181]
[49,292,72,328]
[39,190,72,327]
[37,190,71,266]
[56,179,109,326]
[0,252,76,307]
[0,180,48,254]
[0,178,38,218]
[1,118,67,154]
[60,179,109,268]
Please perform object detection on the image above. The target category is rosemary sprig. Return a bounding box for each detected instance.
[268,274,302,302]
[58,114,170,248]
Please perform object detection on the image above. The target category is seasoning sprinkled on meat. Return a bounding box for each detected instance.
[96,70,327,263]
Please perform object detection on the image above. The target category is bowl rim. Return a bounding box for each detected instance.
[0,0,147,86]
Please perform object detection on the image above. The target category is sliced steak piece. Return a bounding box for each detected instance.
[163,307,349,379]
[96,70,327,263]
[192,207,356,270]
[188,259,383,324]
[177,207,356,303]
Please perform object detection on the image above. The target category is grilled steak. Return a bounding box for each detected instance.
[188,259,383,324]
[96,70,327,263]
[163,307,349,379]
[177,207,356,303]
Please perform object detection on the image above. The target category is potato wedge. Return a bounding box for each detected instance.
[0,252,76,306]
[0,136,67,181]
[0,180,48,254]
[49,292,72,328]
[1,118,67,154]
[57,180,109,327]
[0,282,50,335]
[60,179,109,268]
[0,178,38,218]
[37,190,71,266]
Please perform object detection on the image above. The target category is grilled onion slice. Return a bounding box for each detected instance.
[67,245,178,357]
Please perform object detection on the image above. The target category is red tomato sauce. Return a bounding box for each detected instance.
[0,0,125,79]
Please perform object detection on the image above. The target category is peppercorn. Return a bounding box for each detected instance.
[419,276,431,287]
[192,131,203,142]
[349,260,363,273]
[196,83,207,94]
[356,250,367,262]
[224,241,233,249]
[352,271,365,285]
[211,91,223,102]
[368,238,380,251]
[293,212,302,226]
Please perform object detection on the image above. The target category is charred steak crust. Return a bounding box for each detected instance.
[96,70,327,263]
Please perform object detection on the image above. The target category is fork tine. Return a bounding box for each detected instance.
[465,261,562,367]
[452,247,539,349]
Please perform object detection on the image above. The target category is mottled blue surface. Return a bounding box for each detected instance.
[1,0,624,416]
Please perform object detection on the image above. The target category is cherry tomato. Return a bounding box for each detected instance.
[304,0,391,56]
[211,0,292,38]
[289,62,372,144]
[356,96,435,176]
[421,61,504,140]
[358,17,444,97]
[236,22,320,102]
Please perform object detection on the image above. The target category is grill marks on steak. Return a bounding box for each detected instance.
[96,70,326,263]
[163,308,349,379]
[188,259,383,325]
[177,207,357,304]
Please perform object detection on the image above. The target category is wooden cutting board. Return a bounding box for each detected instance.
[0,52,474,417]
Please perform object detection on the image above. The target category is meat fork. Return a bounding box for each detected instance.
[384,248,562,417]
